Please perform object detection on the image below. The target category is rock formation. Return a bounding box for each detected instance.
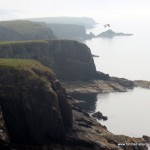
[0,59,148,150]
[97,29,133,38]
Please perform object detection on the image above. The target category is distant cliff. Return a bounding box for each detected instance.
[0,20,56,42]
[97,29,133,38]
[28,17,97,29]
[47,24,87,41]
[0,40,107,81]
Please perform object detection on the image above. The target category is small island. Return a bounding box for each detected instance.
[97,29,133,38]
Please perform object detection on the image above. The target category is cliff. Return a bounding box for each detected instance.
[0,40,107,81]
[0,59,72,145]
[0,20,56,42]
[0,59,148,150]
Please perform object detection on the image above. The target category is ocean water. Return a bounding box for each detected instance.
[82,19,150,137]
[85,19,150,80]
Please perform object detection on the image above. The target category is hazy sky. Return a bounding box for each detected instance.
[0,0,150,22]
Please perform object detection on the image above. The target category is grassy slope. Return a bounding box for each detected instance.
[0,58,54,77]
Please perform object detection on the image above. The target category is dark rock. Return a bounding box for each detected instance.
[143,135,150,142]
[0,139,11,150]
[92,54,99,57]
[92,111,108,121]
[96,71,110,80]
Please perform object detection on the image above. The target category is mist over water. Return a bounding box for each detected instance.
[82,18,150,137]
[85,19,150,80]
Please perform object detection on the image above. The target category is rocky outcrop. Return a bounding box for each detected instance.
[0,20,56,42]
[134,80,150,89]
[92,111,108,120]
[97,29,133,38]
[0,59,148,150]
[62,79,127,95]
[0,40,108,81]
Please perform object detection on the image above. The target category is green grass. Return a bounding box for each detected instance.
[0,40,49,45]
[0,58,54,76]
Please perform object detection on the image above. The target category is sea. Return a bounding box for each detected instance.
[80,18,150,138]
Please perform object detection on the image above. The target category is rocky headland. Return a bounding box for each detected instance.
[0,40,109,81]
[0,59,149,150]
[97,29,133,38]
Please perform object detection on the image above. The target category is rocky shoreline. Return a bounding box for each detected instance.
[63,78,150,95]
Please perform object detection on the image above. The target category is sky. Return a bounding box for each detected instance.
[0,0,150,22]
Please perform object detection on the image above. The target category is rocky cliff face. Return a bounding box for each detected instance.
[0,20,56,42]
[0,40,105,81]
[0,59,73,145]
[0,59,148,150]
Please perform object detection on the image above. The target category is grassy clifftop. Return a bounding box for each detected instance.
[0,58,54,78]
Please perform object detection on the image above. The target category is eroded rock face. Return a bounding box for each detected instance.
[0,60,72,144]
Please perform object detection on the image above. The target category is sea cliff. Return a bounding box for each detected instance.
[0,59,148,150]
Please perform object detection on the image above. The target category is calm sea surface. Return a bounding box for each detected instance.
[81,20,150,137]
